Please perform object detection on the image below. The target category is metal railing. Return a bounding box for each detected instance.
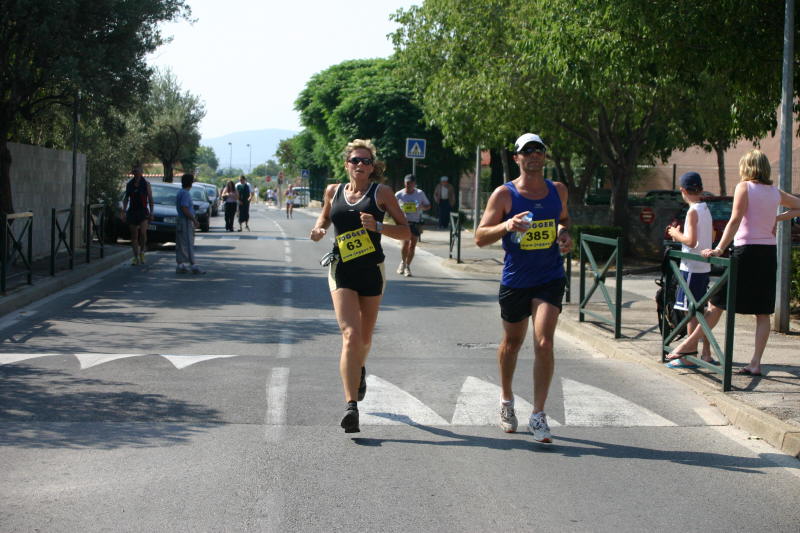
[563,253,572,303]
[85,204,105,263]
[578,234,623,338]
[50,207,74,275]
[1,212,34,293]
[661,249,738,391]
[449,212,462,263]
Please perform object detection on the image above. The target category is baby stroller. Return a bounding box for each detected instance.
[655,242,687,340]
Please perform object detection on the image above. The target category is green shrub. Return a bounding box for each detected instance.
[570,225,624,262]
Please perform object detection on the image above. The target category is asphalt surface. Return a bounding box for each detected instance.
[1,204,799,532]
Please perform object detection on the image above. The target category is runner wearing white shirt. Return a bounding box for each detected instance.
[394,174,431,277]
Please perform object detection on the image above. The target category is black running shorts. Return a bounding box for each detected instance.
[126,209,149,226]
[498,277,566,323]
[328,260,386,297]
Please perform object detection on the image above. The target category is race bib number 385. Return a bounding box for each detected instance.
[336,228,376,262]
[520,218,556,250]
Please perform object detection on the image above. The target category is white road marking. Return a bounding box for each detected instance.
[693,406,728,426]
[0,353,61,365]
[360,375,450,426]
[712,425,800,480]
[266,367,290,441]
[561,377,676,427]
[74,353,143,369]
[161,354,239,369]
[451,376,562,426]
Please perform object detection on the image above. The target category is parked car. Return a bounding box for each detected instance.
[110,182,211,243]
[196,182,219,216]
[292,186,310,207]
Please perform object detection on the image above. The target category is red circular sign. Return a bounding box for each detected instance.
[266,176,271,182]
[640,207,655,224]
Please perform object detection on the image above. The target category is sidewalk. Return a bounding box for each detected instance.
[416,226,800,458]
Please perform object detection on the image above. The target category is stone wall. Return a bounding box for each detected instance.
[7,142,87,260]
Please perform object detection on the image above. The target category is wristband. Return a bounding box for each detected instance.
[375,221,383,233]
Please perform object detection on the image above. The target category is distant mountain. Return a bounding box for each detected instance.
[201,129,298,171]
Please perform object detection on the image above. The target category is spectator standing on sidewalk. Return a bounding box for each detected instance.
[236,175,251,231]
[221,180,238,232]
[667,150,800,376]
[175,173,204,275]
[121,164,154,265]
[475,133,572,444]
[395,174,431,277]
[309,139,410,434]
[434,176,455,229]
[665,172,714,369]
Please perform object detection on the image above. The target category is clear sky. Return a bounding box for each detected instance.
[147,0,419,139]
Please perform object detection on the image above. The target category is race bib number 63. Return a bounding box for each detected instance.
[336,228,376,262]
[520,218,556,250]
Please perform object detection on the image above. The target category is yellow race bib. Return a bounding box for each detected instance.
[402,202,418,213]
[336,228,376,262]
[519,218,556,250]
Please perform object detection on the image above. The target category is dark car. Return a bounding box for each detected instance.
[664,195,732,248]
[110,182,211,243]
[196,182,219,216]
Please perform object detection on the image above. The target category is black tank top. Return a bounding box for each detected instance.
[329,182,385,266]
[125,177,150,213]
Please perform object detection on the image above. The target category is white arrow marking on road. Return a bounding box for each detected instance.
[0,353,61,365]
[451,376,562,426]
[360,375,450,426]
[74,353,144,369]
[561,378,676,427]
[161,354,239,369]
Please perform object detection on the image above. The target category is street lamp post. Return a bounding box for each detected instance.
[246,143,252,173]
[228,142,233,174]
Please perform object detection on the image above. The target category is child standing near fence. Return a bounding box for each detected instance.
[665,172,713,368]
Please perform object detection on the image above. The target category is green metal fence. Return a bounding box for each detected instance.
[578,234,623,338]
[661,249,738,391]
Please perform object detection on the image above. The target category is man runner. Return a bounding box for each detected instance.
[395,174,430,276]
[122,164,154,265]
[474,133,572,443]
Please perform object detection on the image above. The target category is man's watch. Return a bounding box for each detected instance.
[375,221,383,233]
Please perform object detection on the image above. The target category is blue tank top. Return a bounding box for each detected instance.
[500,180,564,288]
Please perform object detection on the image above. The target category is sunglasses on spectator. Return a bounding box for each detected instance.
[348,157,374,165]
[518,145,546,155]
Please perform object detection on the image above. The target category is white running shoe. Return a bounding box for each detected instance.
[403,265,412,277]
[500,403,518,433]
[397,262,406,275]
[528,411,552,443]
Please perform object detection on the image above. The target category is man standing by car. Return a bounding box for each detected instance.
[122,164,154,266]
[475,133,572,444]
[175,173,204,274]
[434,176,456,229]
[395,174,430,276]
[236,175,251,231]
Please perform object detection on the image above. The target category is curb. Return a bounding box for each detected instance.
[0,248,130,318]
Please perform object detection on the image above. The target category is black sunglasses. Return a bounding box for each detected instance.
[517,144,546,155]
[348,157,374,165]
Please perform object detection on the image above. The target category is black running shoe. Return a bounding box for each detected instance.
[341,405,360,433]
[358,366,367,401]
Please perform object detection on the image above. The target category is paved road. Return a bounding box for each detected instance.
[1,205,799,532]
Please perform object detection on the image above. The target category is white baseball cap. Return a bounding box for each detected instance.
[440,176,448,182]
[514,133,548,153]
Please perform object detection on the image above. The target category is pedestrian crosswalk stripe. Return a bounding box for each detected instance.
[561,378,676,427]
[0,352,241,370]
[451,376,562,426]
[360,375,450,426]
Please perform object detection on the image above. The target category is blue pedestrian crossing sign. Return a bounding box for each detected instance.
[300,169,310,179]
[405,138,427,159]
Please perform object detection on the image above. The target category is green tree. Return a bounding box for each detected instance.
[195,145,219,171]
[142,69,205,182]
[0,0,190,213]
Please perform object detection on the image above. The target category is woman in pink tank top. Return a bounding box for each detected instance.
[667,150,800,376]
